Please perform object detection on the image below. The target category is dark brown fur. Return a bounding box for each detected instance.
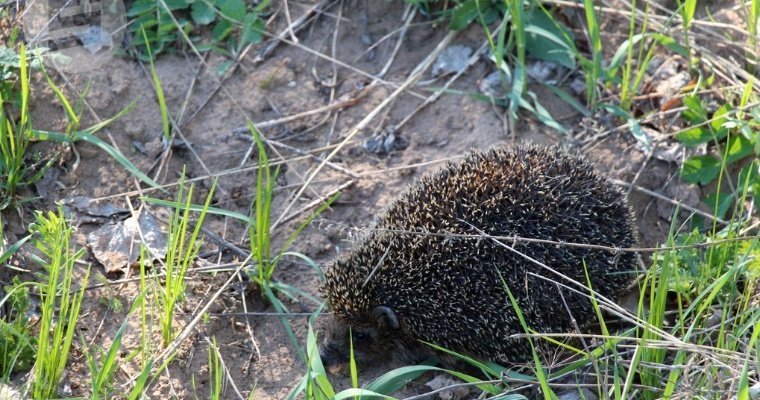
[320,145,637,367]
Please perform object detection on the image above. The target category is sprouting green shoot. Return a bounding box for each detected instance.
[29,208,90,400]
[159,174,217,345]
[141,26,171,142]
[0,44,31,209]
[677,0,697,72]
[500,275,557,400]
[581,0,601,107]
[207,337,223,400]
[86,292,146,400]
[248,121,278,288]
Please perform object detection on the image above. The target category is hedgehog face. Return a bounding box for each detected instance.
[319,315,393,369]
[319,304,412,370]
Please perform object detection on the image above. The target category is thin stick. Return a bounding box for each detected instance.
[375,4,415,79]
[281,0,299,44]
[263,139,359,178]
[272,180,354,229]
[397,40,490,130]
[230,87,370,133]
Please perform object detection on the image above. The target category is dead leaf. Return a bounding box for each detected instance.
[87,211,168,274]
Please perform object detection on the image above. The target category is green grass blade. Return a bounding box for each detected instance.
[142,25,171,141]
[91,292,146,396]
[500,276,556,400]
[41,69,78,126]
[127,358,154,400]
[0,234,32,264]
[736,320,760,400]
[348,328,358,391]
[278,251,324,280]
[581,0,601,106]
[78,102,137,136]
[73,131,163,189]
[333,388,395,400]
[142,197,250,222]
[544,85,590,117]
[264,285,306,362]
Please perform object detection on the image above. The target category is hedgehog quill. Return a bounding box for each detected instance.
[319,145,637,367]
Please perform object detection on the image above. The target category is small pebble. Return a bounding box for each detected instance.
[558,388,598,400]
[432,45,473,76]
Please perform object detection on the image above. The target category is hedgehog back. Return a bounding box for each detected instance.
[322,145,636,363]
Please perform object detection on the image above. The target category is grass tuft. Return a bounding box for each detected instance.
[28,208,90,399]
[245,122,337,361]
[0,44,32,210]
[159,174,217,346]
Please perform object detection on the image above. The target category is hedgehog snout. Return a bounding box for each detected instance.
[319,339,348,369]
[319,314,395,371]
[318,317,351,370]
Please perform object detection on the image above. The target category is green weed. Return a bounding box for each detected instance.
[0,174,37,382]
[32,66,163,189]
[128,0,269,62]
[675,94,759,219]
[128,249,157,400]
[289,319,506,400]
[158,174,216,346]
[206,337,224,400]
[0,45,162,210]
[85,293,146,399]
[466,1,573,133]
[245,122,335,361]
[28,208,90,400]
[0,44,33,210]
[288,312,468,400]
[676,0,697,73]
[743,0,760,73]
[0,277,36,380]
[580,0,602,107]
[502,279,556,400]
[142,25,172,143]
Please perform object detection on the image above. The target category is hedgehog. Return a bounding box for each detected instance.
[319,145,637,367]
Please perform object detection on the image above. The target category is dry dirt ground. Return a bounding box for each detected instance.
[4,0,744,398]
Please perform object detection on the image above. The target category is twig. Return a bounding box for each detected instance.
[271,180,354,229]
[281,0,299,44]
[211,312,318,318]
[202,336,246,400]
[396,40,490,130]
[262,138,359,178]
[375,4,415,79]
[231,87,370,133]
[354,227,759,254]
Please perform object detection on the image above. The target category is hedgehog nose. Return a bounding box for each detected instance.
[319,344,347,369]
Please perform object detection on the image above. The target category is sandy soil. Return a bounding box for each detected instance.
[3,0,740,398]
